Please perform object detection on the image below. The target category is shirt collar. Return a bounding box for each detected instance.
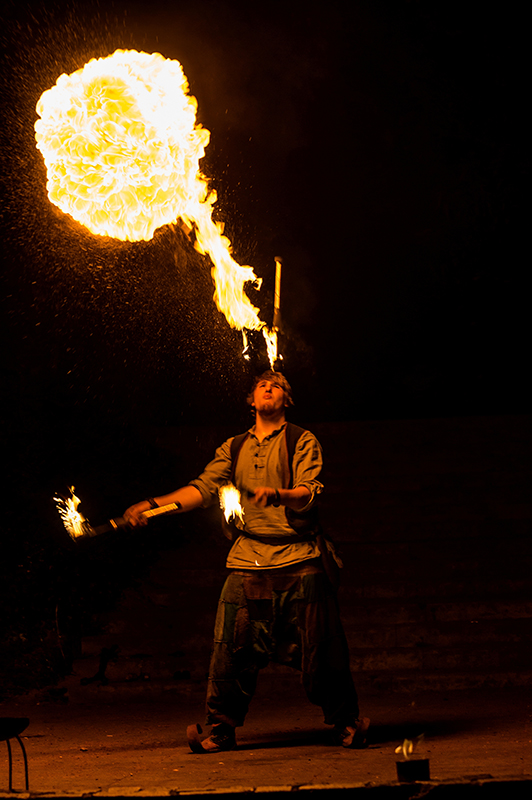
[249,421,287,442]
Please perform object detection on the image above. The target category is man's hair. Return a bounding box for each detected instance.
[246,370,294,408]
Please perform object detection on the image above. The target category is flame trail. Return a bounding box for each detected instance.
[35,49,278,363]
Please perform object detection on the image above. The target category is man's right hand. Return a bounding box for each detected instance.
[124,500,152,527]
[123,485,203,527]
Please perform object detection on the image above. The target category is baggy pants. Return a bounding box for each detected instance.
[206,559,359,728]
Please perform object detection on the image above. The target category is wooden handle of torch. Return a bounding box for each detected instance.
[273,256,282,331]
[91,502,183,536]
[142,502,182,519]
[113,501,183,526]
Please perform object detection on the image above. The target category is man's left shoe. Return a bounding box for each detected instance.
[336,717,370,749]
[187,722,237,753]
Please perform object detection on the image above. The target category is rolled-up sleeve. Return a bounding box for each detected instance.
[292,431,324,511]
[188,438,233,507]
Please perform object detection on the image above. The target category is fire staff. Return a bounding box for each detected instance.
[124,371,369,753]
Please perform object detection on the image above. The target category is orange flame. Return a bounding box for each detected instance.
[35,49,278,363]
[54,486,88,539]
[219,484,244,525]
[395,734,425,760]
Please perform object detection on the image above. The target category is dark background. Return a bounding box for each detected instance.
[0,0,529,693]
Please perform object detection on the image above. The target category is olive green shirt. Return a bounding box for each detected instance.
[189,422,323,569]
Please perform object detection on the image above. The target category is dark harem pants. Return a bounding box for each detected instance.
[206,559,359,728]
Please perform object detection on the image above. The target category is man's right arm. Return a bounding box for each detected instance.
[124,485,203,527]
[123,437,234,527]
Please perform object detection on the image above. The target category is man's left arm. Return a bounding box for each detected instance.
[252,484,312,510]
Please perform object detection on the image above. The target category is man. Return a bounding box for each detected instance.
[124,371,369,753]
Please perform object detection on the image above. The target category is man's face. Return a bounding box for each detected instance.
[252,379,287,417]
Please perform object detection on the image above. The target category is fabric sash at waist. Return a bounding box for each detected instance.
[238,530,317,545]
[231,557,323,577]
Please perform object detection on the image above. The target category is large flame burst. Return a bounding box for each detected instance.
[35,49,276,349]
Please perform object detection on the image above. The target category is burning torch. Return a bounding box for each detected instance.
[54,488,181,542]
[218,483,244,541]
[262,256,283,370]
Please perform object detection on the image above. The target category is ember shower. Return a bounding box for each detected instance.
[34,49,278,363]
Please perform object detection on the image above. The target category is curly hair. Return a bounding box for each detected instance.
[246,370,294,409]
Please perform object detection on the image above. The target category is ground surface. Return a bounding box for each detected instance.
[1,671,531,796]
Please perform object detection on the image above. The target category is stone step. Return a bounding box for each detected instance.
[349,641,532,673]
[322,482,532,513]
[72,643,532,694]
[343,598,532,626]
[63,665,532,697]
[108,566,532,609]
[337,547,532,582]
[340,578,531,600]
[322,450,532,472]
[344,617,532,650]
[321,470,532,491]
[326,518,531,544]
[74,651,205,685]
[321,500,532,525]
[78,611,532,686]
[358,669,532,692]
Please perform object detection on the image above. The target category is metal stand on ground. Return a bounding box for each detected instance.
[1,718,30,792]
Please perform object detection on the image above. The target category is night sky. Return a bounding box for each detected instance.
[0,0,529,496]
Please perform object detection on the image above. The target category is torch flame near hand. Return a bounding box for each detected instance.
[54,487,181,541]
[219,484,244,525]
[54,486,90,540]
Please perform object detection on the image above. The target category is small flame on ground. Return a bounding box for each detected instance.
[395,734,425,760]
[35,49,279,365]
[54,486,87,539]
[219,484,244,525]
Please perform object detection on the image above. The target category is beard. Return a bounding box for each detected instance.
[255,399,284,418]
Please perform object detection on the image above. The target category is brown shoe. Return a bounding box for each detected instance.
[336,717,370,749]
[187,722,237,754]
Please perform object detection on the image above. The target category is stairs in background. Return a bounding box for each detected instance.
[77,415,532,694]
[313,415,532,691]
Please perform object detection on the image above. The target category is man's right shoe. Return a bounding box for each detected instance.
[187,722,237,754]
[336,716,370,749]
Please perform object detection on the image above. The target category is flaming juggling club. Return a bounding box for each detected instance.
[82,502,182,540]
[55,488,181,542]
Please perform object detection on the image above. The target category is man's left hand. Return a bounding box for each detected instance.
[251,487,279,507]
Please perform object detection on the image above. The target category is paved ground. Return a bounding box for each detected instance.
[1,669,531,796]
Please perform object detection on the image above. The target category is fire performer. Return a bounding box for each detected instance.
[124,371,369,753]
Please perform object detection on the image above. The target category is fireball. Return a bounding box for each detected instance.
[35,49,273,345]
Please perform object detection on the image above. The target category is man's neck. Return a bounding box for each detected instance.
[254,412,286,442]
